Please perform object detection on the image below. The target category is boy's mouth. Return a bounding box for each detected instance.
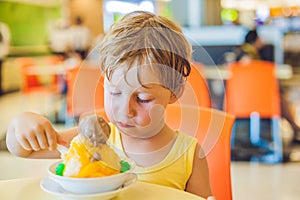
[117,122,135,128]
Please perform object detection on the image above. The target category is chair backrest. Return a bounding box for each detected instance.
[66,65,104,117]
[16,57,60,94]
[166,105,235,200]
[175,62,211,108]
[224,60,281,118]
[87,105,235,200]
[16,57,40,93]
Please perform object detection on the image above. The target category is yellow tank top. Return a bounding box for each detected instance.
[107,123,198,190]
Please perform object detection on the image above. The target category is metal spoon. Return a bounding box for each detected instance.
[57,144,68,154]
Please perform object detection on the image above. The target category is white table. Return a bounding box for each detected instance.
[0,178,204,200]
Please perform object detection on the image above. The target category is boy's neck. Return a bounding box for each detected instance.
[120,124,177,167]
[120,124,176,153]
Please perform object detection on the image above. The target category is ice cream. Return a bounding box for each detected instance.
[56,115,129,178]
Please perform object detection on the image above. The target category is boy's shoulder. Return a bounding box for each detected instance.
[176,130,198,147]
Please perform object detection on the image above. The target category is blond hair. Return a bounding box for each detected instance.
[98,11,192,95]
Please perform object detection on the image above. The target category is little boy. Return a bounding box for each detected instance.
[7,11,214,199]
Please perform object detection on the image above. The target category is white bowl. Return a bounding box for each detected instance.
[48,160,135,194]
[41,174,137,200]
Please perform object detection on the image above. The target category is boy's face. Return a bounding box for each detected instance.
[104,65,175,139]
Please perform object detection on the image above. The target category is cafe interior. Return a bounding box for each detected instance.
[1,0,300,199]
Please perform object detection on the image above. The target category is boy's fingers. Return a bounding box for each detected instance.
[27,134,40,151]
[36,131,48,150]
[35,124,51,150]
[14,132,32,151]
[19,139,32,151]
[44,125,57,151]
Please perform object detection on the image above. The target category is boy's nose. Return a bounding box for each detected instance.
[127,107,135,118]
[120,96,136,118]
[126,98,136,118]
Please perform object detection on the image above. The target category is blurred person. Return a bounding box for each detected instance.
[235,29,300,143]
[0,22,11,95]
[48,20,71,59]
[234,29,275,62]
[69,16,91,59]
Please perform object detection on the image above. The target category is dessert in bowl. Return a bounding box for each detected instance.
[48,159,135,194]
[45,115,136,194]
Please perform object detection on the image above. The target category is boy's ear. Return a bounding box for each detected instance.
[169,85,185,104]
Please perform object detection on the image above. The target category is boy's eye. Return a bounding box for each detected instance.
[110,91,121,96]
[137,96,152,103]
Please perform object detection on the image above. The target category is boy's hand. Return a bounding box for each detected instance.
[9,112,59,152]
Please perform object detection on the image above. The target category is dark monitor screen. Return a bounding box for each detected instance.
[192,45,239,65]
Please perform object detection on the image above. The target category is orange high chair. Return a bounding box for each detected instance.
[224,60,282,164]
[87,105,235,200]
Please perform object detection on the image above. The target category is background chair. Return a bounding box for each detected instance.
[16,56,61,94]
[65,64,104,126]
[87,105,235,200]
[224,60,283,164]
[175,62,211,108]
[15,56,63,121]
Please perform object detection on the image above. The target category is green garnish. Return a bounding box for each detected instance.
[120,160,130,173]
[55,163,65,176]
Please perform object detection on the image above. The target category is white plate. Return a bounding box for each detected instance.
[40,173,137,200]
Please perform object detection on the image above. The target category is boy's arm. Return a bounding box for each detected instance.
[185,143,213,199]
[6,112,78,159]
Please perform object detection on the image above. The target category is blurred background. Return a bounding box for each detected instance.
[1,1,300,199]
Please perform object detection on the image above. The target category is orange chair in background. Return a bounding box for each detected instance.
[65,65,104,126]
[175,62,211,108]
[16,56,63,122]
[16,57,60,94]
[224,60,283,164]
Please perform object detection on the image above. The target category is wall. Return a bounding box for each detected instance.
[203,0,222,26]
[170,0,222,27]
[0,1,61,52]
[69,0,104,38]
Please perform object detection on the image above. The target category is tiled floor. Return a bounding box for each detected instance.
[1,89,300,199]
